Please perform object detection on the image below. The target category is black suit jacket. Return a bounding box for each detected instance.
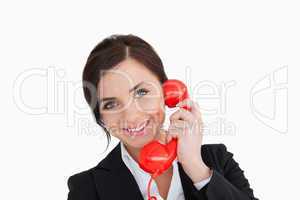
[67,143,258,200]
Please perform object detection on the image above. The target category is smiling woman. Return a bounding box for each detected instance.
[96,57,167,152]
[67,34,258,200]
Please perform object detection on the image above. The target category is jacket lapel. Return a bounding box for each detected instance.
[92,142,144,200]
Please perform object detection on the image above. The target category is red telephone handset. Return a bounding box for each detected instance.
[138,79,191,200]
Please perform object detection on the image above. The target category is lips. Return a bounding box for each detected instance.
[123,120,150,136]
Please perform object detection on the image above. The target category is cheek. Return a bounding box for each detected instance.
[138,94,165,113]
[146,98,165,125]
[149,102,165,126]
[100,117,120,137]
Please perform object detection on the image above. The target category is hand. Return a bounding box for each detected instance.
[166,98,212,182]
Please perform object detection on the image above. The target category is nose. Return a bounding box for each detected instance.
[122,99,144,126]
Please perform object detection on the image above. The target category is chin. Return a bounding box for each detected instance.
[124,133,155,149]
[123,129,158,149]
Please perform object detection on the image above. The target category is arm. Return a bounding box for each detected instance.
[191,144,259,200]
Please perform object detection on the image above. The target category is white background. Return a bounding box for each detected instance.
[1,0,299,199]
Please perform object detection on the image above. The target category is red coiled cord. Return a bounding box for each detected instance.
[147,171,159,200]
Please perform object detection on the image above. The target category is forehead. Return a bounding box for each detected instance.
[98,58,160,96]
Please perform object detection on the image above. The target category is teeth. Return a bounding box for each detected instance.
[127,121,148,132]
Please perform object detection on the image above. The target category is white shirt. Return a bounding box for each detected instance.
[120,142,211,200]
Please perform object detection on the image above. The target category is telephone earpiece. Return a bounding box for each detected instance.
[138,79,191,200]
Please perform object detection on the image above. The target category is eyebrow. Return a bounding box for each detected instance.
[99,81,145,104]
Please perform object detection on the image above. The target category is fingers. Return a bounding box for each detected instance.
[170,98,202,125]
[176,98,202,120]
[169,108,194,123]
[167,119,190,139]
[165,98,204,142]
[168,98,204,139]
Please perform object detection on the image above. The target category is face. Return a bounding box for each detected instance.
[98,58,166,149]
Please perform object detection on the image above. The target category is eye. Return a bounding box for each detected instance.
[134,88,149,98]
[102,101,117,110]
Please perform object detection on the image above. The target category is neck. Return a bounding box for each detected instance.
[124,144,141,163]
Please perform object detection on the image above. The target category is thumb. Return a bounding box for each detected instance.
[156,129,169,144]
[166,132,173,143]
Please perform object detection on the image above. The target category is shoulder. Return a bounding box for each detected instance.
[68,142,121,182]
[67,143,122,200]
[67,167,97,191]
[67,168,95,188]
[68,143,121,184]
[67,144,121,199]
[200,143,234,173]
[67,167,99,199]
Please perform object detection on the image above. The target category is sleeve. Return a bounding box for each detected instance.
[193,173,212,190]
[193,144,259,200]
[67,171,99,200]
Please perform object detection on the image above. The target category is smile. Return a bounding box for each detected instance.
[123,120,150,136]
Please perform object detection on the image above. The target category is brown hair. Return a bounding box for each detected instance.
[82,34,168,150]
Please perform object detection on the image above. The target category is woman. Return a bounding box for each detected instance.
[67,34,258,200]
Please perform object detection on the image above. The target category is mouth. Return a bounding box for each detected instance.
[123,119,150,137]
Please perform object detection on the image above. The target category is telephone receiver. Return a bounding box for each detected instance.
[138,79,191,200]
